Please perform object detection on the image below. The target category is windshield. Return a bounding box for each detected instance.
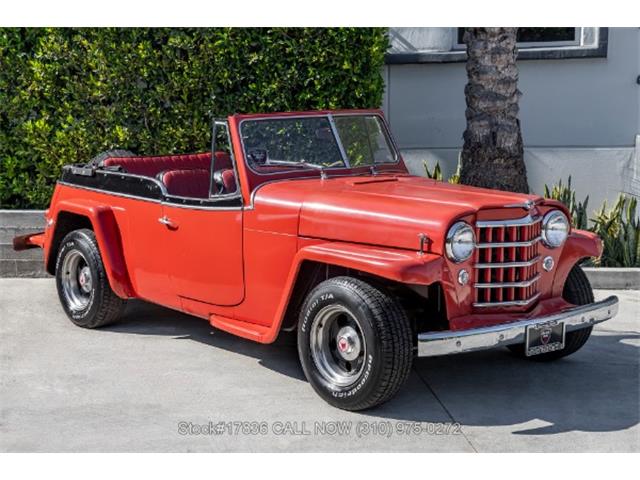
[240,114,397,174]
[333,115,396,166]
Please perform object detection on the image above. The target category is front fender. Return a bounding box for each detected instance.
[49,199,134,298]
[551,229,603,297]
[262,242,445,343]
[295,242,445,285]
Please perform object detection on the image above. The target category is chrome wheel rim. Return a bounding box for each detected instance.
[310,304,366,387]
[61,250,92,311]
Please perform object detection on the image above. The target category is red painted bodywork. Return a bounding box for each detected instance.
[31,110,603,343]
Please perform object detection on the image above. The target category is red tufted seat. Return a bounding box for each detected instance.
[102,151,231,178]
[161,169,211,198]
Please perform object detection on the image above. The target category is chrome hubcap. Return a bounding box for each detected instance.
[336,326,361,361]
[61,250,92,311]
[310,305,366,387]
[78,266,92,293]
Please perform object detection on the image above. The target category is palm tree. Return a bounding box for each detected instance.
[459,28,529,194]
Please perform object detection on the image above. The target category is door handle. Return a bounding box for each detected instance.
[158,216,178,229]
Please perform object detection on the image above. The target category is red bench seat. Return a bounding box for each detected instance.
[102,151,231,178]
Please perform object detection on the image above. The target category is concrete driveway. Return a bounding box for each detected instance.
[1,279,638,452]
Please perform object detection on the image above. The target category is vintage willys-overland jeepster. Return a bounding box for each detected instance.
[15,110,619,410]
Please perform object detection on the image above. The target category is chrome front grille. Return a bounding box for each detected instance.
[473,214,542,308]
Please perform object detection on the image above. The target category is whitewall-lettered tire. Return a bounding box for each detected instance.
[55,229,125,328]
[297,276,413,411]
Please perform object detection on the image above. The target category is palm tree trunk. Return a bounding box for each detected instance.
[460,27,529,194]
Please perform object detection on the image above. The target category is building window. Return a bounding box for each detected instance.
[385,27,607,64]
[455,28,581,49]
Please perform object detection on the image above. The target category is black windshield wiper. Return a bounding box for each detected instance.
[265,159,330,178]
[265,159,324,169]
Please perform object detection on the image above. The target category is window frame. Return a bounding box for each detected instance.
[238,112,401,177]
[452,27,581,51]
[385,27,608,64]
[208,119,242,199]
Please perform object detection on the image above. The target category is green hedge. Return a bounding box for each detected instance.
[0,28,388,208]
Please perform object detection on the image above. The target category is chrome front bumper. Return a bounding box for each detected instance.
[417,296,619,357]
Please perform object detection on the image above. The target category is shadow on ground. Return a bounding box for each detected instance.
[106,300,305,381]
[106,300,640,436]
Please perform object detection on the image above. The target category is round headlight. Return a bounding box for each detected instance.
[446,222,476,262]
[542,210,569,248]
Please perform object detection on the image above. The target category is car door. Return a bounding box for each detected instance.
[122,197,176,304]
[159,122,244,307]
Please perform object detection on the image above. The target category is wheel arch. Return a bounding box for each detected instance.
[270,241,446,342]
[551,229,602,297]
[47,200,134,298]
[46,211,92,274]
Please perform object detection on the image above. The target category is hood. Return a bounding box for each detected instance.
[255,175,543,254]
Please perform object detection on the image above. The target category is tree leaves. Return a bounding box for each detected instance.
[0,27,388,208]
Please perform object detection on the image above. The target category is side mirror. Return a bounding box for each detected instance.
[248,149,268,165]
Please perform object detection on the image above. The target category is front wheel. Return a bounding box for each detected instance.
[297,276,413,411]
[508,264,594,361]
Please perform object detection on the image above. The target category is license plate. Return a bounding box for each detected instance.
[525,321,565,356]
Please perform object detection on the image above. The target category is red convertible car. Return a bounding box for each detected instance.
[14,110,619,410]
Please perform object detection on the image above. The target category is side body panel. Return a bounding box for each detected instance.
[161,204,244,308]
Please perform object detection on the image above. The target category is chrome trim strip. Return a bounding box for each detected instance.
[57,181,163,204]
[164,192,240,202]
[418,295,619,357]
[476,236,541,248]
[161,201,243,211]
[475,273,541,289]
[58,181,244,211]
[473,292,541,308]
[476,215,542,228]
[475,256,541,269]
[503,199,541,209]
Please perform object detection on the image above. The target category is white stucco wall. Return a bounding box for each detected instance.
[402,145,637,210]
[384,27,640,211]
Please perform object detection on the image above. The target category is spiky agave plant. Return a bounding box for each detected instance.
[543,176,589,230]
[591,195,640,267]
[423,156,461,184]
[424,160,444,181]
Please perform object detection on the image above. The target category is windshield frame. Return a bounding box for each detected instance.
[238,112,401,177]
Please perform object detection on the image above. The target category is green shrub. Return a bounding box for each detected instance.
[591,196,640,267]
[544,177,640,267]
[543,176,589,230]
[423,155,461,184]
[0,28,388,208]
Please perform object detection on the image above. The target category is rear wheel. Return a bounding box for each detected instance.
[55,229,125,328]
[508,264,594,361]
[297,276,413,411]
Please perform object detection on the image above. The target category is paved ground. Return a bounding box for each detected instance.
[1,278,638,452]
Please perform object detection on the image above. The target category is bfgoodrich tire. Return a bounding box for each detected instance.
[297,276,413,411]
[55,229,125,328]
[508,264,594,361]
